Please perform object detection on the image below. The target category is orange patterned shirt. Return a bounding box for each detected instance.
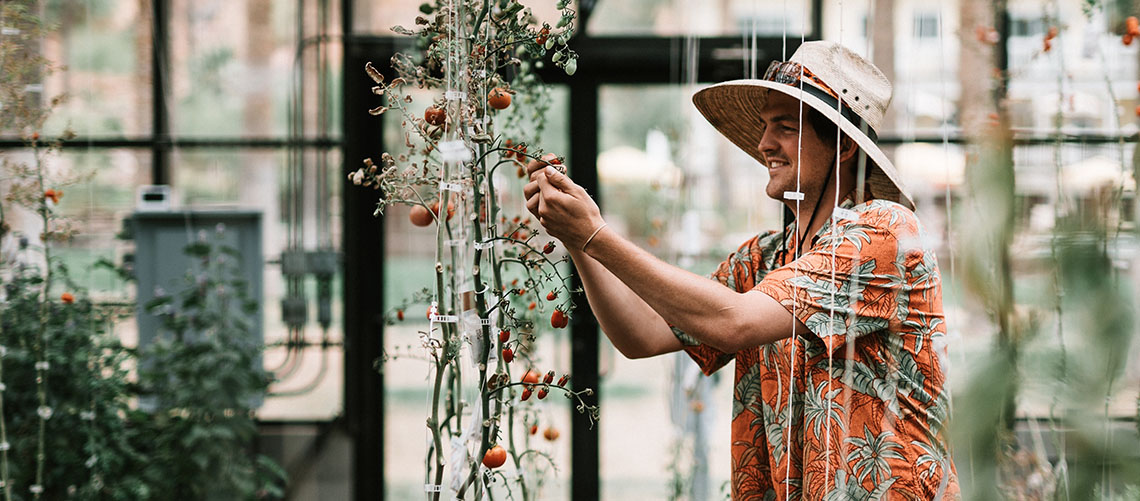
[673,198,960,500]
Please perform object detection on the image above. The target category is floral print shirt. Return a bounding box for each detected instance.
[673,198,960,500]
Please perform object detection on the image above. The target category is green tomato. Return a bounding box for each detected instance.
[564,59,577,76]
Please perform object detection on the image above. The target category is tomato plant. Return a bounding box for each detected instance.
[356,1,593,499]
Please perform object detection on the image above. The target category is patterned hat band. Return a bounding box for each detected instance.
[762,60,879,142]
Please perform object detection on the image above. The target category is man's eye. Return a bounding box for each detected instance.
[781,125,797,133]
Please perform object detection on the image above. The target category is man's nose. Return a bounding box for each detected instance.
[757,128,776,156]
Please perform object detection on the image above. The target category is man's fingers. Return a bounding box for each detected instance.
[542,166,578,193]
[525,157,547,176]
[525,192,540,216]
[523,179,541,200]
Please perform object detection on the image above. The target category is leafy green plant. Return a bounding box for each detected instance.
[136,232,286,500]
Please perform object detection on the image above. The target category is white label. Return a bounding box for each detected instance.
[783,191,804,201]
[424,484,443,493]
[34,361,49,371]
[832,207,858,221]
[439,181,466,192]
[473,240,494,250]
[479,318,494,326]
[445,90,467,101]
[431,315,459,323]
[1,27,21,36]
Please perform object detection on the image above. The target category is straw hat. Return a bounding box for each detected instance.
[692,41,913,209]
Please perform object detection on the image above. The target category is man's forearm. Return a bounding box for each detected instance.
[581,226,794,353]
[566,247,682,358]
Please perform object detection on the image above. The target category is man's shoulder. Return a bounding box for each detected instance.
[850,198,923,238]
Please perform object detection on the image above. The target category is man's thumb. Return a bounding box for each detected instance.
[543,166,573,190]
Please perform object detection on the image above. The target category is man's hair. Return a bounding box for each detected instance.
[804,107,840,147]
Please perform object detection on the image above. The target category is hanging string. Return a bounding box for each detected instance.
[782,0,809,496]
[1045,1,1069,498]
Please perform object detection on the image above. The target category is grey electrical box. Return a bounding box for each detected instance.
[131,210,263,349]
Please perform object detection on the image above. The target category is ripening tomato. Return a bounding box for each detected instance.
[529,424,538,435]
[482,445,508,468]
[409,205,433,227]
[520,387,533,401]
[424,106,446,126]
[536,27,550,46]
[488,88,512,110]
[543,241,556,254]
[541,152,562,165]
[430,200,455,221]
[521,370,540,384]
[397,309,405,321]
[499,329,510,343]
[546,290,558,301]
[503,139,515,159]
[551,309,568,329]
[543,371,554,384]
[537,388,548,400]
[528,301,536,310]
[60,292,75,304]
[502,347,514,363]
[543,427,560,441]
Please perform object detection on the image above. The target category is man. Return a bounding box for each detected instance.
[524,41,958,500]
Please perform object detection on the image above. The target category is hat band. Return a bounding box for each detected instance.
[763,61,879,142]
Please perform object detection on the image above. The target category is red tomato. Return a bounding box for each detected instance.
[546,290,558,301]
[424,106,446,126]
[397,309,405,321]
[499,329,510,343]
[521,370,540,384]
[409,205,433,227]
[543,371,554,384]
[529,424,538,435]
[520,387,532,401]
[537,388,548,400]
[502,347,514,363]
[482,445,507,468]
[551,309,568,329]
[536,27,550,46]
[543,241,556,254]
[488,88,512,110]
[541,152,562,165]
[60,292,75,304]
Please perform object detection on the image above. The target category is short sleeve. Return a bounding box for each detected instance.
[752,204,911,354]
[672,232,778,375]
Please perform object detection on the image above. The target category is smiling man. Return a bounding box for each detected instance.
[524,41,958,499]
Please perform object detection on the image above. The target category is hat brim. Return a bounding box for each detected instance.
[692,80,914,210]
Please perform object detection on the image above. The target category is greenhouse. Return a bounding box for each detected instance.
[0,0,1138,499]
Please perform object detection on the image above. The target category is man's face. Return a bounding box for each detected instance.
[755,92,835,202]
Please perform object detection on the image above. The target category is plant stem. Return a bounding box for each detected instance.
[33,143,51,499]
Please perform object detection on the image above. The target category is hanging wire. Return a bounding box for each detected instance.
[1044,1,1070,497]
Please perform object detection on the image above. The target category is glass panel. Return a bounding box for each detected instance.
[170,147,344,419]
[34,0,153,137]
[588,0,814,37]
[353,0,573,36]
[167,0,340,139]
[597,83,779,499]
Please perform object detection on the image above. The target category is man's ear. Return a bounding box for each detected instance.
[838,136,859,163]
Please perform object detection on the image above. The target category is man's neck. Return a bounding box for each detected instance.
[785,180,854,253]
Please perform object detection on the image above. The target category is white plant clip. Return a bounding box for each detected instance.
[445,90,467,101]
[832,207,858,221]
[439,140,473,163]
[783,191,805,201]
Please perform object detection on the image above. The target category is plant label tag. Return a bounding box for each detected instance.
[424,484,443,493]
[439,180,466,192]
[431,314,459,323]
[832,207,858,221]
[1,28,21,36]
[439,141,473,162]
[474,240,494,250]
[783,191,804,201]
[479,318,493,326]
[445,90,467,101]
